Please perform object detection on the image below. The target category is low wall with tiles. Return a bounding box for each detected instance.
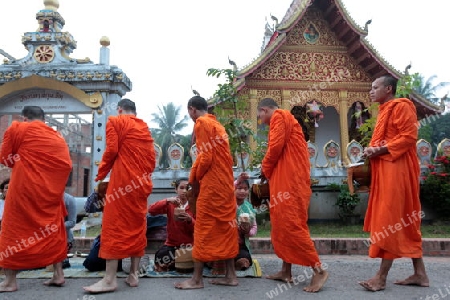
[73,237,450,257]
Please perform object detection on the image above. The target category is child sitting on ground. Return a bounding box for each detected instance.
[148,178,195,272]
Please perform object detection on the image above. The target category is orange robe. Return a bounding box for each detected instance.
[190,114,238,262]
[364,98,422,259]
[0,121,72,269]
[96,115,155,259]
[262,110,320,267]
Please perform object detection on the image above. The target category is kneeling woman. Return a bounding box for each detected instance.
[148,178,195,272]
[234,174,257,270]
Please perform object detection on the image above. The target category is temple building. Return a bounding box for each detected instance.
[226,0,443,169]
[0,0,131,195]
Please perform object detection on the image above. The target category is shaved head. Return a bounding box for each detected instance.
[257,98,279,110]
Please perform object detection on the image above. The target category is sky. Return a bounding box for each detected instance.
[1,0,449,135]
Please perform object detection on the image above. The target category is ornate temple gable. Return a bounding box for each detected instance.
[285,8,345,47]
[237,0,440,117]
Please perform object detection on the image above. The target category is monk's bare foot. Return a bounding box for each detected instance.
[43,278,65,287]
[174,279,204,290]
[83,279,117,294]
[266,271,293,283]
[124,273,139,287]
[0,281,18,293]
[358,276,386,292]
[303,270,328,292]
[209,278,239,286]
[394,274,430,287]
[125,274,139,287]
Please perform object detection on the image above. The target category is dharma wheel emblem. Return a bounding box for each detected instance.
[34,45,55,63]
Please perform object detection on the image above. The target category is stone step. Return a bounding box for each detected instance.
[73,237,450,257]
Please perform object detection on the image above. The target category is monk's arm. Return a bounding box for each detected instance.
[193,120,213,181]
[189,157,199,184]
[0,123,18,167]
[386,103,418,161]
[148,199,169,215]
[262,113,286,179]
[96,119,119,180]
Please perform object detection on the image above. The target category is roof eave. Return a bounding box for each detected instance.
[237,33,287,78]
[334,0,368,36]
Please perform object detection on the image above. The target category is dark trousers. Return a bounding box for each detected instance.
[235,243,253,266]
[154,245,177,271]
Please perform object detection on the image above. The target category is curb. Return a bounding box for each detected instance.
[73,237,450,257]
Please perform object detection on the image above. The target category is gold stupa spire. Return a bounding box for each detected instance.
[44,0,59,11]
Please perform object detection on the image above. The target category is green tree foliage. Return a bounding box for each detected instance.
[413,74,450,102]
[150,102,189,168]
[206,68,266,170]
[178,134,193,168]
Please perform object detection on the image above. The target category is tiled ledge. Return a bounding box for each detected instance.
[73,237,450,257]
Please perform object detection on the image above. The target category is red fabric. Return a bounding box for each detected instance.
[189,114,238,262]
[148,199,195,247]
[262,110,320,267]
[0,121,72,269]
[364,99,423,259]
[96,115,155,259]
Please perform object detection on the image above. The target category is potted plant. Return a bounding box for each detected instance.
[335,184,361,225]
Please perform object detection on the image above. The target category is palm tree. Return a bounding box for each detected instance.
[414,75,450,104]
[150,102,189,168]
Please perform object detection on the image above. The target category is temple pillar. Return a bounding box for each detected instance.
[338,90,349,165]
[249,89,258,151]
[281,90,291,110]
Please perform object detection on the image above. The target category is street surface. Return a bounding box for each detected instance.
[2,255,449,300]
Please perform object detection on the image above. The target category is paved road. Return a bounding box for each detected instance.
[2,255,449,300]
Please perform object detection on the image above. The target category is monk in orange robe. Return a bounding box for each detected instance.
[359,76,429,291]
[175,96,238,289]
[84,98,155,294]
[258,98,328,293]
[0,106,72,292]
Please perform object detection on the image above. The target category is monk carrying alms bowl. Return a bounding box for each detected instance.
[250,178,270,209]
[346,159,371,194]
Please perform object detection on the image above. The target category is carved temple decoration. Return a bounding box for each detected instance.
[256,90,282,106]
[250,51,371,84]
